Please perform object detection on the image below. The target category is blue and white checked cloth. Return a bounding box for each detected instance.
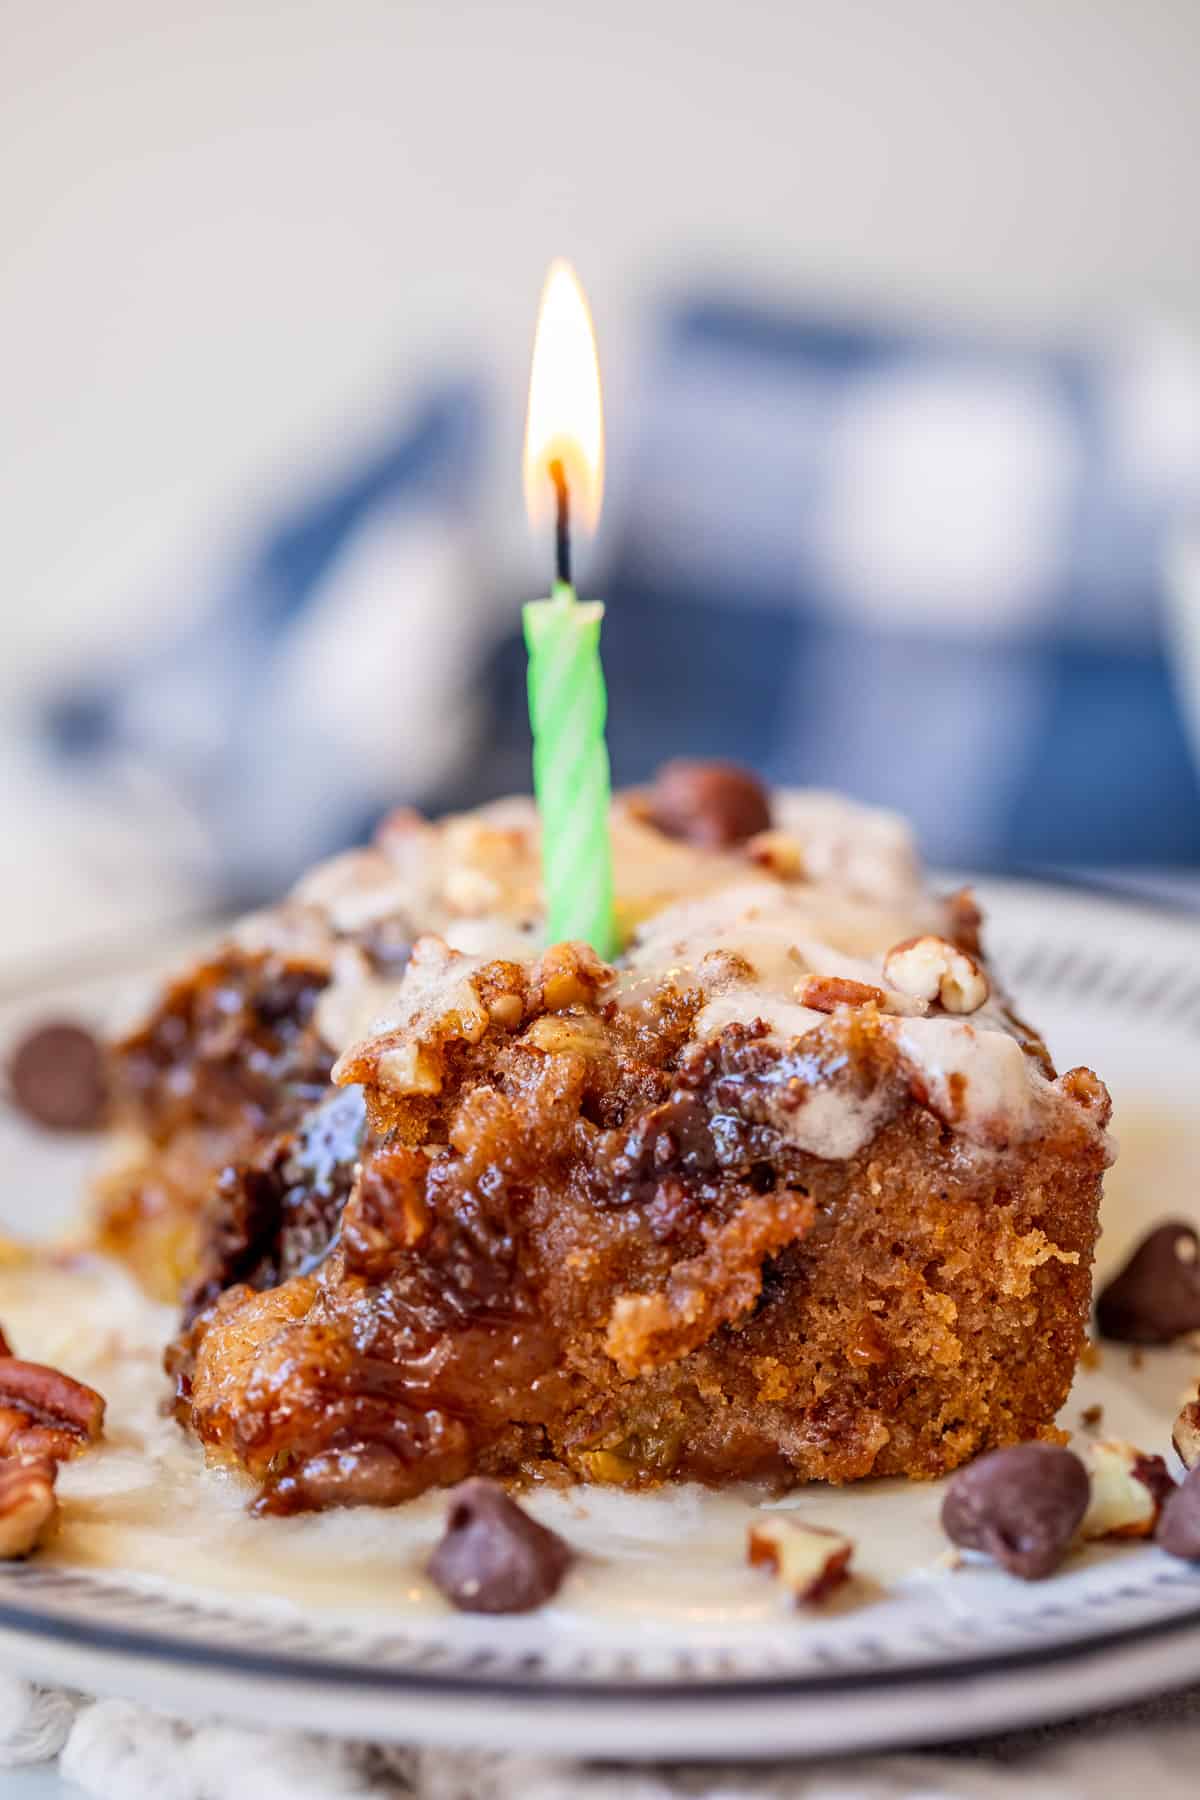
[43,295,1200,902]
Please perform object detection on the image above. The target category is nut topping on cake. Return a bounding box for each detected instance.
[797,976,887,1013]
[745,829,805,878]
[1095,1222,1200,1345]
[336,937,616,1116]
[1079,1440,1175,1540]
[883,936,989,1014]
[747,1516,853,1604]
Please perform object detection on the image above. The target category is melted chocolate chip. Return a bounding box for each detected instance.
[647,760,771,849]
[182,1085,366,1322]
[8,1022,109,1131]
[279,1085,367,1277]
[605,1091,719,1204]
[1158,1466,1200,1560]
[427,1478,572,1613]
[1095,1222,1200,1345]
[941,1443,1089,1580]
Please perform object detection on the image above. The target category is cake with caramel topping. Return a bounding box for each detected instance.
[99,763,1112,1512]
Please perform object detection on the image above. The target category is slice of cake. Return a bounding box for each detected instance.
[105,764,1112,1512]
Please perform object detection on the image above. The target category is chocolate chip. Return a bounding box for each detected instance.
[647,760,771,850]
[607,1091,718,1202]
[8,1022,109,1132]
[941,1443,1089,1580]
[427,1478,572,1613]
[1158,1466,1200,1560]
[1095,1222,1200,1345]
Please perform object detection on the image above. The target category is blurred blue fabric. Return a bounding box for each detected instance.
[43,296,1200,897]
[599,299,1200,869]
[45,381,488,898]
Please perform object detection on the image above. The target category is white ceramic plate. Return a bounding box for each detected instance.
[0,878,1198,1761]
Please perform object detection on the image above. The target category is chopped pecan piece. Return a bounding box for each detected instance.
[530,941,614,1014]
[0,1359,105,1455]
[745,830,805,879]
[1080,1439,1175,1540]
[798,976,886,1014]
[0,1457,57,1558]
[1058,1065,1110,1121]
[747,1516,853,1604]
[945,887,984,957]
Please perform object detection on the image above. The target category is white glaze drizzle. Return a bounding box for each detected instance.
[228,788,1099,1159]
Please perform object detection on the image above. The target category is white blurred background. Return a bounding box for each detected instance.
[3,0,1200,969]
[5,0,1198,686]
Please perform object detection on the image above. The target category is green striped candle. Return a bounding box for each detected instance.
[522,260,617,958]
[523,579,617,957]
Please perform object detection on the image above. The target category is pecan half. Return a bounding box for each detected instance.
[0,1359,105,1453]
[0,1457,57,1558]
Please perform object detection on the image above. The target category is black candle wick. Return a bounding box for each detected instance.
[548,458,571,588]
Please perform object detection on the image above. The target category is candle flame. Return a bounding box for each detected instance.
[523,259,605,537]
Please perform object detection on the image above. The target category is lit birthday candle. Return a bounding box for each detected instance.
[522,260,617,958]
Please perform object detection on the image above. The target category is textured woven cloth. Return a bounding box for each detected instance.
[3,1676,1198,1799]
